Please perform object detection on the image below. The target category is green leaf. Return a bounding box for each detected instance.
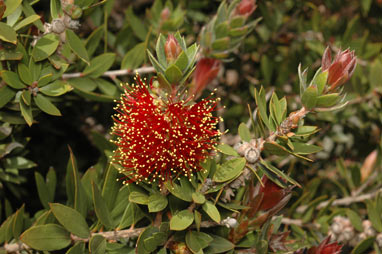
[32,33,60,62]
[122,42,146,70]
[50,203,90,238]
[0,22,17,44]
[292,142,322,154]
[217,143,239,156]
[346,209,363,232]
[366,201,382,232]
[35,172,51,209]
[1,71,26,89]
[186,231,213,253]
[90,235,106,254]
[351,236,375,254]
[34,94,61,116]
[129,191,149,205]
[301,85,318,109]
[238,122,251,142]
[211,37,230,51]
[170,210,194,231]
[260,160,301,187]
[102,164,120,210]
[19,99,33,126]
[92,182,115,228]
[0,47,23,61]
[192,192,206,204]
[21,90,31,106]
[95,78,117,96]
[66,29,90,64]
[118,203,144,229]
[202,201,221,223]
[204,235,235,253]
[174,51,189,71]
[4,156,36,169]
[66,147,88,217]
[0,86,16,109]
[125,7,148,41]
[263,141,291,156]
[261,54,273,84]
[46,167,56,201]
[213,157,246,183]
[50,0,62,19]
[316,93,340,107]
[164,181,193,202]
[254,87,273,131]
[148,193,168,213]
[20,224,71,251]
[136,226,159,254]
[311,68,328,95]
[66,242,85,254]
[18,63,33,85]
[83,53,116,78]
[3,0,22,18]
[298,64,308,97]
[13,14,40,31]
[165,64,183,84]
[12,205,24,240]
[85,26,103,57]
[155,34,167,66]
[40,80,72,97]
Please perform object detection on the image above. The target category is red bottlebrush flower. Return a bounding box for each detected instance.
[111,76,221,184]
[236,0,257,17]
[322,47,356,91]
[259,176,286,211]
[308,236,342,254]
[165,34,182,63]
[189,58,221,99]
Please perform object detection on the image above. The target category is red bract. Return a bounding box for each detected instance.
[190,58,221,99]
[259,176,286,211]
[308,236,342,254]
[165,34,181,63]
[111,76,221,184]
[322,47,356,91]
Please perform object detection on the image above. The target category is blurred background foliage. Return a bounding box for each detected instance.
[0,0,382,253]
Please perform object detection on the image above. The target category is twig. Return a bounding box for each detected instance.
[2,221,220,253]
[61,66,156,79]
[296,188,382,213]
[281,217,320,229]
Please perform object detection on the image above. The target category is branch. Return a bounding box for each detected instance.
[296,188,382,213]
[2,221,220,253]
[61,66,156,79]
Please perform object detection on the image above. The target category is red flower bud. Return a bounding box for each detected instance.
[236,0,257,17]
[259,176,286,211]
[160,7,170,21]
[165,34,181,63]
[190,58,221,99]
[322,47,357,91]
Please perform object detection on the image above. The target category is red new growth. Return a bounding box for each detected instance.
[111,76,221,184]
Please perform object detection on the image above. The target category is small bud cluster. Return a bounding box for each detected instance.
[234,139,261,164]
[328,216,381,247]
[221,217,238,228]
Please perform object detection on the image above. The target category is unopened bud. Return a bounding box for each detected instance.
[236,0,257,17]
[165,34,181,63]
[221,217,238,228]
[244,148,259,164]
[362,220,373,230]
[331,222,343,235]
[343,227,355,241]
[52,19,66,34]
[376,233,382,248]
[160,7,170,21]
